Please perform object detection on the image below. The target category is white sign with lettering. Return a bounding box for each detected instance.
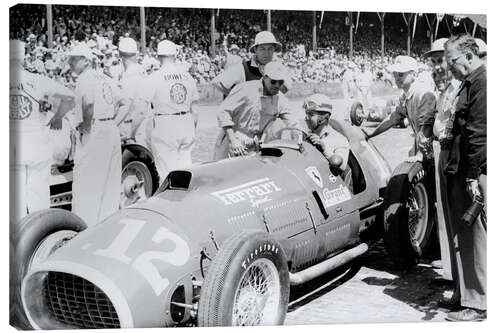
[323,185,352,208]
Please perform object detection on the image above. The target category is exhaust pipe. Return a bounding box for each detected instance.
[289,243,368,285]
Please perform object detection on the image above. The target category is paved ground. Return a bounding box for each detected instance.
[194,98,453,325]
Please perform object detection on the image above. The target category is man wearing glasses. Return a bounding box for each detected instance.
[214,62,300,159]
[365,55,436,163]
[441,34,486,322]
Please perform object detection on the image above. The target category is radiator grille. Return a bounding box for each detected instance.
[43,272,121,329]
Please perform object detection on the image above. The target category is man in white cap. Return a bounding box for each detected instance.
[342,61,357,100]
[366,55,437,163]
[222,37,242,70]
[212,30,282,97]
[143,39,199,183]
[9,39,75,223]
[115,36,151,144]
[214,61,300,159]
[303,93,349,172]
[68,42,123,226]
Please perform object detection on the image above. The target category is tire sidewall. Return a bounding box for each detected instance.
[350,101,364,127]
[198,231,289,327]
[10,208,87,329]
[122,144,159,195]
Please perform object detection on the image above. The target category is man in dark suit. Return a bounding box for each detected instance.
[442,33,486,322]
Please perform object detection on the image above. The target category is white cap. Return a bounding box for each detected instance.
[475,38,487,56]
[303,94,333,114]
[10,40,25,61]
[118,37,137,53]
[68,43,93,60]
[229,44,239,50]
[387,55,418,73]
[263,62,289,81]
[423,38,448,57]
[250,31,282,52]
[157,40,179,56]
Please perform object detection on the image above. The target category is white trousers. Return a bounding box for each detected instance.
[72,121,121,227]
[150,114,195,182]
[10,128,52,224]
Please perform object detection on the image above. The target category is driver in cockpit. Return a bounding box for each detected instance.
[304,94,349,174]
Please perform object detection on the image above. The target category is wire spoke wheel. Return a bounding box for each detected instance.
[407,182,429,248]
[232,258,280,326]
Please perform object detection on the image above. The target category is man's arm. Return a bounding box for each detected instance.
[45,77,75,130]
[366,116,397,139]
[465,74,487,180]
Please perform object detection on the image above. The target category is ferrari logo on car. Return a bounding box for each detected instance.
[305,166,323,188]
[211,177,281,206]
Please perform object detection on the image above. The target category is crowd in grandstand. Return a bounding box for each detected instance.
[11,5,442,87]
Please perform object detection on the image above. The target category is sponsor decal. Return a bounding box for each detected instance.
[323,185,352,208]
[329,174,337,183]
[305,166,323,188]
[10,95,33,120]
[211,177,281,207]
[170,82,187,104]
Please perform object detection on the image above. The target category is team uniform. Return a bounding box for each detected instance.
[214,79,299,160]
[389,81,437,157]
[72,68,122,226]
[118,62,151,147]
[145,63,199,182]
[10,66,74,222]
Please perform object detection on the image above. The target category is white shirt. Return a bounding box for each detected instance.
[10,67,74,132]
[74,68,122,124]
[145,63,199,115]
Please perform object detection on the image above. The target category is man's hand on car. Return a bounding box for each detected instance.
[229,137,247,157]
[307,133,325,152]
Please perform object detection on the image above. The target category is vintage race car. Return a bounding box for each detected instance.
[349,96,409,128]
[10,121,436,329]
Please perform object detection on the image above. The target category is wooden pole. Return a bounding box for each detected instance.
[377,13,385,59]
[267,10,271,31]
[312,11,317,53]
[211,9,216,58]
[140,7,146,52]
[348,12,353,59]
[46,4,53,49]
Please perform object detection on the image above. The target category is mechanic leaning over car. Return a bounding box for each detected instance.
[439,34,486,322]
[114,37,151,145]
[211,31,291,98]
[144,39,200,183]
[69,43,124,227]
[213,61,300,160]
[422,37,461,308]
[10,39,75,223]
[365,55,437,163]
[303,93,349,173]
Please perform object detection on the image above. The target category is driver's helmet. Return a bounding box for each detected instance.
[303,93,333,115]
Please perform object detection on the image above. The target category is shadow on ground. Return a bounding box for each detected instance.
[358,240,453,321]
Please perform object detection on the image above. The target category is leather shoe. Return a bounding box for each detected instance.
[446,308,486,321]
[437,297,460,310]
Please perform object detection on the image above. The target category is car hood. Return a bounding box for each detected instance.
[22,208,198,329]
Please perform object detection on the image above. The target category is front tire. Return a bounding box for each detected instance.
[350,101,365,127]
[197,230,290,327]
[382,162,435,268]
[10,209,87,329]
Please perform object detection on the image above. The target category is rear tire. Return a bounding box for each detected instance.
[382,162,435,268]
[197,230,289,327]
[10,209,87,330]
[350,101,364,127]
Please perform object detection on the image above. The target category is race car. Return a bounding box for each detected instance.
[11,120,436,329]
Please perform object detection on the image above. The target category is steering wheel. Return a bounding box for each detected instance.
[257,127,309,153]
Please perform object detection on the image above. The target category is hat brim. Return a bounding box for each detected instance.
[387,64,416,73]
[250,42,282,53]
[423,49,444,58]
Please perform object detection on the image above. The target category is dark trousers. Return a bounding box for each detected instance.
[441,150,487,310]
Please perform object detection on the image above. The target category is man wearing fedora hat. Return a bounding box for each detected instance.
[212,30,283,97]
[214,61,300,159]
[144,39,199,183]
[366,55,437,163]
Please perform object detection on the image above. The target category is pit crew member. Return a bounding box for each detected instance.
[214,61,300,160]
